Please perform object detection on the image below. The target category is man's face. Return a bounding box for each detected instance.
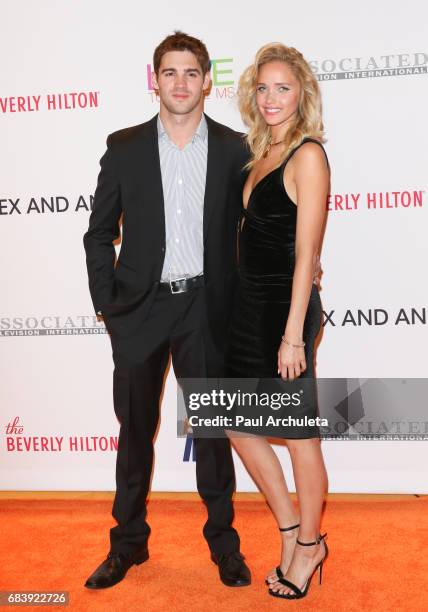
[152,50,210,116]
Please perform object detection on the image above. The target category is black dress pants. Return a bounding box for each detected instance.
[106,285,240,557]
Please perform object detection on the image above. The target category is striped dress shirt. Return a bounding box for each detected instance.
[157,114,208,282]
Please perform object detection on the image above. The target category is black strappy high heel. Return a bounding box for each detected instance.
[269,532,328,599]
[265,523,300,585]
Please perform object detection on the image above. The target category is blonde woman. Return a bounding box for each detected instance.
[226,44,330,599]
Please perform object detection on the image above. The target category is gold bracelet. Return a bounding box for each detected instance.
[281,335,305,348]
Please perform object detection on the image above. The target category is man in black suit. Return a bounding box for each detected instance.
[83,31,250,589]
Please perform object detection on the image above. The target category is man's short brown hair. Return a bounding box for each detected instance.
[153,31,211,75]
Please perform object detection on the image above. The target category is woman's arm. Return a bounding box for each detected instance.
[278,142,329,380]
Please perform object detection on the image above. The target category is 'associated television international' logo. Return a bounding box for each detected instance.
[146,58,235,102]
[310,51,427,81]
[0,315,107,337]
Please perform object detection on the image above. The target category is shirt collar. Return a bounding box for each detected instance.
[157,113,208,144]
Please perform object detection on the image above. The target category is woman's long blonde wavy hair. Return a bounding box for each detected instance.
[238,43,325,168]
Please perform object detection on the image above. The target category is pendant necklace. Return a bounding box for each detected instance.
[263,139,284,158]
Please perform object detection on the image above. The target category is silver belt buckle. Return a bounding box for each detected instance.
[169,274,186,294]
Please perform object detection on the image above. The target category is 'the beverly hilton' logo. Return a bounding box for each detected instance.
[0,91,100,114]
[4,417,118,452]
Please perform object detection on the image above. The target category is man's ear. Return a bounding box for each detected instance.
[203,72,212,92]
[152,71,159,90]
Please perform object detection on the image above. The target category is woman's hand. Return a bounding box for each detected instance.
[277,340,306,380]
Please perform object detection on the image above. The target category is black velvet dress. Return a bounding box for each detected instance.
[226,138,326,439]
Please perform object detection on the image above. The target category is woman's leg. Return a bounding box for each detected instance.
[270,437,328,595]
[226,432,300,581]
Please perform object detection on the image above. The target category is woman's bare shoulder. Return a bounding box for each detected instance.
[290,141,329,180]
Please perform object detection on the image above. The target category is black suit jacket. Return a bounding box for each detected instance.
[83,113,248,362]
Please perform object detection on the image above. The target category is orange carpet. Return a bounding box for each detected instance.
[1,497,428,611]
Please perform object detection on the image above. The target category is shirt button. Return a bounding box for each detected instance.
[175,238,180,243]
[178,179,183,185]
[177,209,182,214]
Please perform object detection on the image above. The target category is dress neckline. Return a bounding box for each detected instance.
[242,138,321,210]
[243,164,283,210]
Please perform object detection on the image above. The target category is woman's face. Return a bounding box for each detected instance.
[255,61,301,129]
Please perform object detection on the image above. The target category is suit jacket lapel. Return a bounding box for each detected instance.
[203,114,223,244]
[141,115,165,241]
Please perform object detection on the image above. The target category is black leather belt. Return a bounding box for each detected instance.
[159,275,205,294]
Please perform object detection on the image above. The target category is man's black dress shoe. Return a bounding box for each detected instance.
[84,549,149,589]
[211,551,251,587]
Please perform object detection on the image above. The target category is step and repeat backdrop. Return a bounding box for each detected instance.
[1,0,427,492]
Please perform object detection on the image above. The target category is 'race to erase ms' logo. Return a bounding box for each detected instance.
[146,58,235,102]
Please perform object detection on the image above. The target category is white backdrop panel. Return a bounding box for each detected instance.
[1,0,427,492]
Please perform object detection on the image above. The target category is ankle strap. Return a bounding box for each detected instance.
[296,532,327,546]
[279,523,300,532]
